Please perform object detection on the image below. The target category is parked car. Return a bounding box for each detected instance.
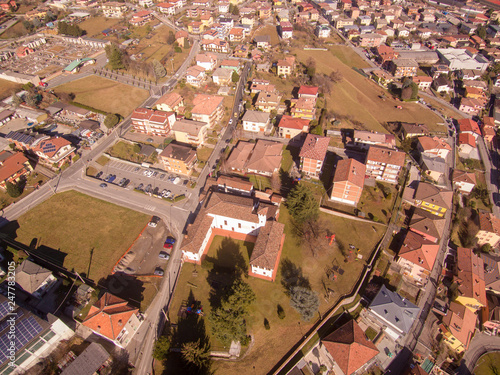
[154,268,164,276]
[108,175,116,183]
[118,178,127,187]
[123,179,130,188]
[134,167,140,172]
[163,241,173,249]
[165,236,176,245]
[149,216,160,227]
[145,184,152,193]
[173,177,181,185]
[137,183,144,190]
[152,171,158,177]
[160,173,166,179]
[104,174,112,181]
[96,171,103,179]
[159,251,170,260]
[143,170,149,176]
[100,183,107,188]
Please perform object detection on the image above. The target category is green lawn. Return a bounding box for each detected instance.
[249,174,272,191]
[474,352,500,375]
[0,191,150,283]
[107,141,157,164]
[197,146,213,163]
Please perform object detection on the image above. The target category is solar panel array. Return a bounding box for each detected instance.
[42,143,57,154]
[5,131,34,145]
[0,302,9,322]
[0,310,23,334]
[0,316,43,365]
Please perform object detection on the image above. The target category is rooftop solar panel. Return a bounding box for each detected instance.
[0,316,43,365]
[0,302,9,321]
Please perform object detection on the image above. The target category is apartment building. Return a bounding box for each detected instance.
[299,134,329,179]
[330,158,366,206]
[365,146,405,184]
[131,108,176,137]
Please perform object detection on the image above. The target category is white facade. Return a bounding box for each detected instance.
[138,0,153,7]
[437,48,490,73]
[115,313,142,348]
[196,57,217,71]
[454,180,475,194]
[186,70,206,87]
[397,257,429,285]
[251,264,273,278]
[157,4,176,15]
[243,119,269,133]
[281,29,293,39]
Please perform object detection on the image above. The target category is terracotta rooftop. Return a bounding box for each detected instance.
[32,137,72,158]
[399,231,439,271]
[192,94,224,116]
[453,170,476,185]
[322,320,379,375]
[456,247,486,306]
[186,65,206,78]
[278,115,309,130]
[441,301,476,350]
[409,208,446,241]
[156,92,183,108]
[196,52,217,63]
[478,212,500,237]
[298,85,319,96]
[458,133,476,148]
[299,134,329,161]
[417,136,452,151]
[83,292,139,341]
[366,146,405,166]
[226,141,255,171]
[333,158,366,188]
[249,220,285,269]
[0,151,30,183]
[160,142,197,163]
[457,118,481,135]
[217,175,253,192]
[246,140,282,175]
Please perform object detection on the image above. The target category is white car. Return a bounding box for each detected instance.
[173,177,181,185]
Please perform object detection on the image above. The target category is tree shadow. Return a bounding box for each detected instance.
[97,274,144,309]
[279,169,294,197]
[206,237,247,310]
[280,258,311,294]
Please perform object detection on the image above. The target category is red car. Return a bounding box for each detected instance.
[163,241,173,249]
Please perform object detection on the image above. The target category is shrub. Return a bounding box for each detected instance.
[277,304,286,319]
[6,182,22,198]
[264,318,270,330]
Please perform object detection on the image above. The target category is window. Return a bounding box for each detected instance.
[224,220,227,226]
[238,223,241,229]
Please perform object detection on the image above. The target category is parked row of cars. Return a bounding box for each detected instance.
[95,171,130,188]
[136,183,173,198]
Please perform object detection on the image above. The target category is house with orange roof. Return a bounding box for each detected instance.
[82,292,143,348]
[277,115,309,139]
[200,38,229,53]
[188,21,204,34]
[131,107,176,137]
[440,301,477,353]
[290,96,317,120]
[465,86,486,100]
[457,118,481,139]
[476,212,500,248]
[277,56,295,77]
[330,158,366,206]
[191,94,224,128]
[454,247,487,312]
[458,133,480,160]
[229,27,245,42]
[396,231,439,285]
[321,320,379,375]
[195,52,217,71]
[297,85,319,99]
[175,30,189,46]
[129,10,152,26]
[157,2,176,15]
[413,76,433,90]
[185,65,206,87]
[299,134,330,179]
[0,151,33,190]
[365,146,405,184]
[453,170,476,194]
[459,97,484,116]
[417,136,452,159]
[155,92,184,112]
[32,137,76,169]
[375,45,398,65]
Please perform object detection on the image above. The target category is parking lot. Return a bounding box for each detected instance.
[114,217,174,276]
[95,159,193,200]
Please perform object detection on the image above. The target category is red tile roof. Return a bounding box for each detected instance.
[83,292,138,341]
[458,133,476,148]
[299,133,329,161]
[278,115,310,130]
[32,137,71,158]
[333,158,366,188]
[322,320,379,375]
[399,231,439,271]
[456,247,486,306]
[457,118,481,135]
[366,146,405,167]
[298,85,319,96]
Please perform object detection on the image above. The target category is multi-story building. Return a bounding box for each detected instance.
[476,212,500,248]
[453,170,476,194]
[195,52,217,71]
[191,94,224,128]
[365,146,405,184]
[411,182,453,217]
[159,142,197,175]
[185,65,206,87]
[102,2,128,18]
[255,92,281,112]
[390,58,418,77]
[0,151,33,190]
[349,130,396,150]
[299,134,329,179]
[242,110,270,133]
[290,96,316,120]
[278,115,309,139]
[172,119,209,146]
[131,108,176,137]
[277,56,295,77]
[437,48,490,73]
[32,137,76,169]
[417,136,452,159]
[330,158,366,206]
[155,92,184,112]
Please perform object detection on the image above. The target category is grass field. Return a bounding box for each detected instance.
[54,76,149,117]
[474,352,500,375]
[165,206,385,374]
[254,24,280,45]
[0,21,28,39]
[291,47,445,133]
[1,191,150,283]
[79,17,120,38]
[0,78,21,100]
[197,146,213,162]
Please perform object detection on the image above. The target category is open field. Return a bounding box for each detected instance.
[0,191,150,283]
[291,47,445,133]
[79,16,120,38]
[254,24,280,45]
[422,94,464,120]
[474,352,500,375]
[54,76,149,117]
[329,45,370,69]
[166,206,385,374]
[0,21,28,39]
[0,78,21,100]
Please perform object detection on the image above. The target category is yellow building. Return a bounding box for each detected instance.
[441,302,476,353]
[172,119,209,146]
[454,247,487,312]
[159,142,197,176]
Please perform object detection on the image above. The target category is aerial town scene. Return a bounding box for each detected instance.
[2,0,500,374]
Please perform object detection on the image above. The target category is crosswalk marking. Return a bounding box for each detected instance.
[144,205,156,211]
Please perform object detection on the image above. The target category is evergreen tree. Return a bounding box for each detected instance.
[152,59,166,79]
[181,339,211,372]
[152,336,171,361]
[105,43,125,70]
[285,184,320,225]
[6,181,21,198]
[289,286,319,321]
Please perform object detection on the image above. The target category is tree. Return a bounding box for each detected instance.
[25,93,37,107]
[57,21,84,37]
[329,70,343,83]
[152,59,166,79]
[6,181,22,198]
[153,336,171,361]
[181,339,211,371]
[476,25,487,40]
[289,286,319,321]
[229,4,239,15]
[401,85,412,101]
[104,113,120,129]
[277,304,286,319]
[11,94,22,107]
[481,243,492,253]
[264,318,270,330]
[285,184,320,225]
[166,30,175,45]
[231,71,240,83]
[105,43,125,70]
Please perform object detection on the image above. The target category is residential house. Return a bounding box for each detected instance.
[101,2,128,18]
[299,134,329,179]
[188,21,204,34]
[413,76,433,90]
[200,38,229,53]
[216,174,253,196]
[277,115,309,139]
[82,292,143,348]
[297,85,319,99]
[397,230,440,285]
[412,182,452,217]
[0,151,33,190]
[481,117,496,143]
[172,119,209,146]
[420,155,447,184]
[464,87,485,100]
[390,58,418,78]
[159,142,197,175]
[226,140,282,177]
[367,285,420,340]
[61,343,110,375]
[15,260,57,298]
[279,21,293,39]
[440,301,476,353]
[191,94,224,128]
[196,52,217,71]
[185,65,206,87]
[453,170,476,194]
[371,69,394,88]
[316,24,331,38]
[432,76,453,93]
[32,137,76,168]
[255,92,281,112]
[359,33,383,47]
[250,79,276,95]
[321,320,379,375]
[157,2,176,15]
[277,56,295,77]
[131,108,175,137]
[181,190,284,281]
[409,208,446,243]
[242,110,270,133]
[365,146,405,184]
[212,67,233,85]
[476,212,500,248]
[457,118,481,139]
[130,10,152,26]
[254,35,271,49]
[454,247,487,313]
[175,30,189,46]
[229,27,245,42]
[401,123,429,138]
[458,133,480,160]
[459,97,484,116]
[290,97,316,120]
[330,158,366,206]
[417,136,451,159]
[155,92,184,112]
[350,130,396,150]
